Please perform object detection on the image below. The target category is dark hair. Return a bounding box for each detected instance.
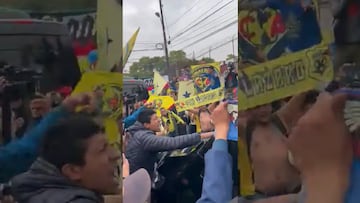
[137,109,156,124]
[40,115,104,169]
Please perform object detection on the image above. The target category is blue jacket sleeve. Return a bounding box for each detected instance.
[124,106,145,129]
[345,159,360,203]
[196,139,233,203]
[0,106,69,183]
[298,158,360,203]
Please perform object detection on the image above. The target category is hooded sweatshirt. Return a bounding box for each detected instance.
[11,158,104,203]
[125,121,201,179]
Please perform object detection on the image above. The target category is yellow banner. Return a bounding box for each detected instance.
[178,80,196,100]
[191,62,221,94]
[146,95,175,110]
[175,87,225,112]
[191,62,221,74]
[238,44,334,111]
[238,0,323,64]
[72,71,122,144]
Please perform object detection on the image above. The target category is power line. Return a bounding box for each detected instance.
[170,9,235,43]
[167,0,202,29]
[169,0,222,38]
[136,41,160,44]
[170,0,234,41]
[170,0,229,41]
[196,37,238,59]
[171,15,237,47]
[179,20,237,50]
[197,34,237,54]
[132,49,164,52]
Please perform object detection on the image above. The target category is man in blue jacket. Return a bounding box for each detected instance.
[197,102,233,203]
[124,105,146,129]
[0,92,93,183]
[123,102,155,129]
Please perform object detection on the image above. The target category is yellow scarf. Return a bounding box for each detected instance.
[194,115,201,133]
[238,134,255,196]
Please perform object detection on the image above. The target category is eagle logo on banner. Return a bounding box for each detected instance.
[92,84,122,118]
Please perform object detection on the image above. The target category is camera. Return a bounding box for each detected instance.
[124,93,137,105]
[0,62,42,99]
[0,62,43,144]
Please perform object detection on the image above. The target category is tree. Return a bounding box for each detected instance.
[129,50,216,78]
[226,54,237,61]
[168,50,191,76]
[200,57,215,63]
[129,56,166,78]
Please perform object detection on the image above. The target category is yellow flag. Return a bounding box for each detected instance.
[153,70,168,95]
[146,95,175,110]
[72,71,122,144]
[96,0,123,71]
[177,80,195,100]
[123,28,140,67]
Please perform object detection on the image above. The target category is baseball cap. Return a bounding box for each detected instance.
[123,168,151,203]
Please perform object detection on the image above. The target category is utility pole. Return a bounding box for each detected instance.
[209,47,211,58]
[156,0,170,74]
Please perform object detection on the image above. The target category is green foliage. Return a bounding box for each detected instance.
[129,50,220,78]
[129,56,166,78]
[226,54,237,61]
[199,57,215,63]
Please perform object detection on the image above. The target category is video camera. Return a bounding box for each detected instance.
[0,62,42,99]
[124,93,137,105]
[0,62,43,144]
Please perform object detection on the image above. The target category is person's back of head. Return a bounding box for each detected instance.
[40,115,121,195]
